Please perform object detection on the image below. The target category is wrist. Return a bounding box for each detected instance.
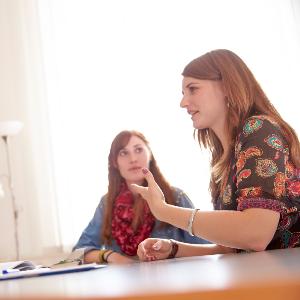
[98,249,108,264]
[167,239,179,259]
[103,250,114,263]
[154,201,168,220]
[187,208,199,236]
[98,249,115,264]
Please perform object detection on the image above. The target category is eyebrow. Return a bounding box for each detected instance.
[185,82,199,89]
[182,82,200,94]
[121,143,143,150]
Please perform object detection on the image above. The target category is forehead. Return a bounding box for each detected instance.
[123,135,146,148]
[182,76,205,88]
[182,76,224,92]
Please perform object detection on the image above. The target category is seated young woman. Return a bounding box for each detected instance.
[73,130,207,264]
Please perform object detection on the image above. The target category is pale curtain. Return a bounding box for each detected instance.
[0,0,61,260]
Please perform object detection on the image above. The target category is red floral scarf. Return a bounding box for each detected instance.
[111,184,155,256]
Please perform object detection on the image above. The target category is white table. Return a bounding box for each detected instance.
[1,248,300,300]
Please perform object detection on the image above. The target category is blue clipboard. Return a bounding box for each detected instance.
[0,263,106,281]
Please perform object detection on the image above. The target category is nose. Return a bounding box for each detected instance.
[180,95,188,108]
[129,152,137,163]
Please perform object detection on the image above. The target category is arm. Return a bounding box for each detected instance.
[172,188,209,244]
[72,199,104,253]
[84,249,135,264]
[157,205,279,251]
[133,118,285,252]
[132,171,279,252]
[137,238,234,261]
[176,242,234,256]
[73,196,135,264]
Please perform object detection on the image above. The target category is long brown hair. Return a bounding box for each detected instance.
[182,49,300,201]
[101,130,175,245]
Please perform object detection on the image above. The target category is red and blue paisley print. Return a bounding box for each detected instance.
[264,134,284,152]
[217,115,300,250]
[243,118,263,136]
[255,158,278,178]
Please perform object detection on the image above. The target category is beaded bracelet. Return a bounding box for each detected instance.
[103,250,114,263]
[167,239,179,259]
[98,249,108,264]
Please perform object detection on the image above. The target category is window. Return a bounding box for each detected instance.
[38,0,300,248]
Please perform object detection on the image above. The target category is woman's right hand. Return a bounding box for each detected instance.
[130,168,167,219]
[137,238,173,261]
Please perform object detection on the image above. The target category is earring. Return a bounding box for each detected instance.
[225,96,230,109]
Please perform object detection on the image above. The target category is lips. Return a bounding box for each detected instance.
[188,110,199,116]
[128,166,141,172]
[190,111,199,119]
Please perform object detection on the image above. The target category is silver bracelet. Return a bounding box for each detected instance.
[187,208,199,236]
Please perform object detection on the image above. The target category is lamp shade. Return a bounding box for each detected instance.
[0,121,23,137]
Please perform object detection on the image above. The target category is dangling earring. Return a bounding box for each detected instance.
[225,96,230,109]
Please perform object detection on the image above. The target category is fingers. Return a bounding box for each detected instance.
[130,168,156,191]
[141,168,156,186]
[137,241,148,261]
[137,239,172,262]
[131,168,166,220]
[130,184,148,197]
[137,239,160,262]
[152,240,162,251]
[131,168,164,200]
[142,169,165,201]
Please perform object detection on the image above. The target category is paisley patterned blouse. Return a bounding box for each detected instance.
[214,115,300,249]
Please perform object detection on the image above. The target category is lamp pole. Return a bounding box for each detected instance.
[2,135,20,260]
[0,121,23,261]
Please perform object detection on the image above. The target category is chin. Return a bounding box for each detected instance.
[194,123,206,130]
[193,119,209,130]
[128,177,144,185]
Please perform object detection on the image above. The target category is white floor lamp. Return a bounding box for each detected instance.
[0,121,23,260]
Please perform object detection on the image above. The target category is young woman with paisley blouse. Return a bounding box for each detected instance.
[73,130,206,264]
[132,49,300,261]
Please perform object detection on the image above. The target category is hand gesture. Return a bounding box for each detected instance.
[131,168,166,219]
[137,238,173,261]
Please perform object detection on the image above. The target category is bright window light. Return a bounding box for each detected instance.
[38,0,300,248]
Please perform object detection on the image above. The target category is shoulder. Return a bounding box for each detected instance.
[235,115,288,158]
[98,194,108,209]
[172,186,187,199]
[241,115,282,137]
[237,115,285,146]
[171,187,194,208]
[172,186,184,195]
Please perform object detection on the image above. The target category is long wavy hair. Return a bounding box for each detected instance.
[101,130,175,245]
[182,49,300,201]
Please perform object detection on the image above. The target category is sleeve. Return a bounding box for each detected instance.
[235,117,287,215]
[173,188,209,244]
[72,196,107,253]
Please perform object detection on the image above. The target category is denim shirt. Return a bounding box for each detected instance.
[73,187,207,254]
